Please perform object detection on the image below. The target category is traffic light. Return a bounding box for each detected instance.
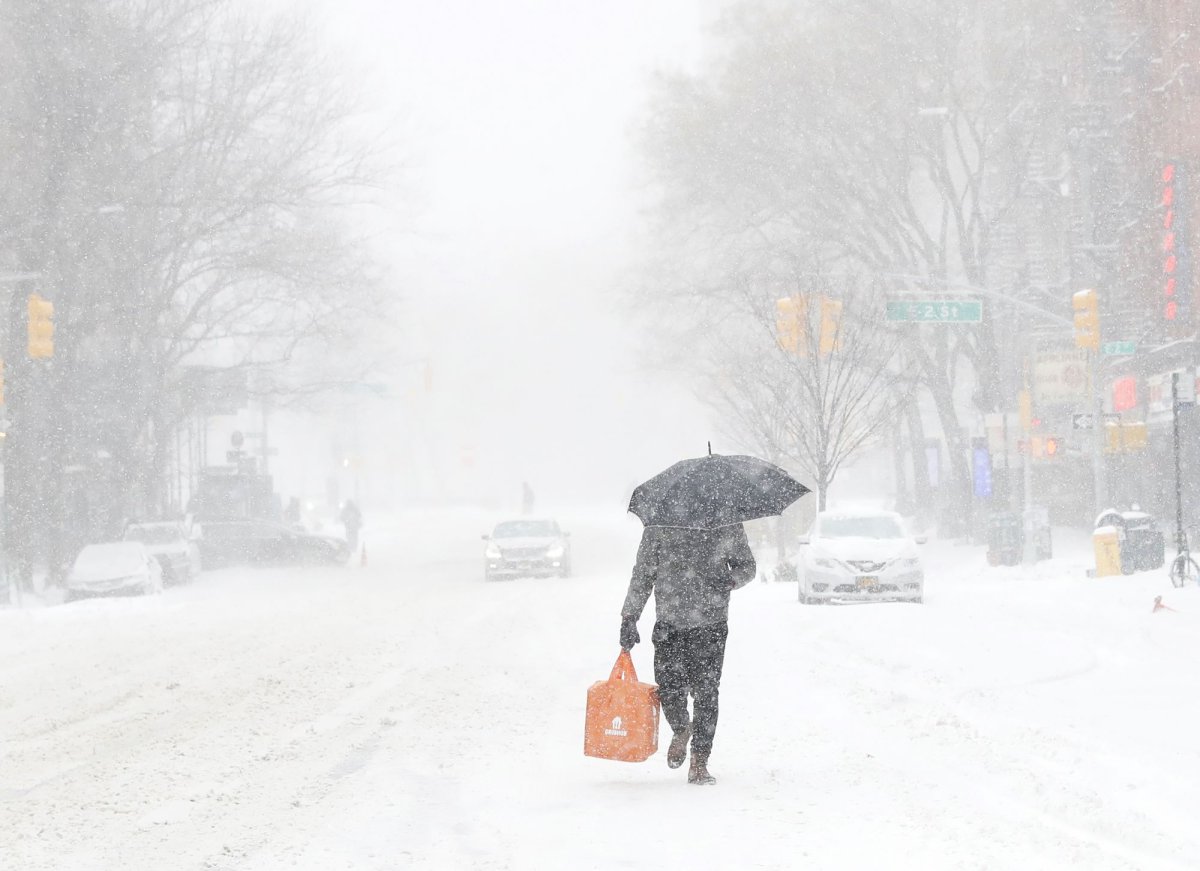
[775,296,807,355]
[1018,389,1032,432]
[27,292,54,359]
[818,297,842,357]
[1029,435,1061,459]
[1072,288,1099,351]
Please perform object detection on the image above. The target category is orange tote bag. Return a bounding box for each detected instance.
[583,650,660,762]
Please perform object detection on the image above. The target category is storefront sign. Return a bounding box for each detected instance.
[1148,369,1198,417]
[1034,351,1088,405]
[972,444,993,498]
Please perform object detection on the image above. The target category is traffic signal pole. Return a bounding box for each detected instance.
[1172,372,1185,555]
[1022,356,1036,565]
[1073,289,1105,518]
[1090,348,1107,517]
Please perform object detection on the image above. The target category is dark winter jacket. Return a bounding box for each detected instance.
[621,524,757,629]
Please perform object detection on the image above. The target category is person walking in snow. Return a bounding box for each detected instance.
[618,523,756,785]
[341,499,363,551]
[283,497,302,528]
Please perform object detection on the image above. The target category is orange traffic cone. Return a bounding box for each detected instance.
[1152,595,1177,613]
[360,542,367,568]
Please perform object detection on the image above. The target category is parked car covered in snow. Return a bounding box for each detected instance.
[482,518,571,581]
[124,521,202,584]
[798,509,924,604]
[65,541,164,601]
[196,519,350,569]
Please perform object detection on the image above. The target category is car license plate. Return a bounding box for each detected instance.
[856,576,879,589]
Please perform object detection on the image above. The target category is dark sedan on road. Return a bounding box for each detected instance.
[482,519,571,581]
[197,520,350,569]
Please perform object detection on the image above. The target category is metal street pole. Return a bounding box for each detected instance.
[0,274,41,603]
[1173,372,1184,554]
[1091,348,1107,517]
[1022,356,1036,564]
[261,395,270,476]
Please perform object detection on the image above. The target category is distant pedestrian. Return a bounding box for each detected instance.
[341,500,363,551]
[283,497,302,528]
[521,481,535,515]
[619,523,756,785]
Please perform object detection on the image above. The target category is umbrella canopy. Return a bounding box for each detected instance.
[629,452,810,530]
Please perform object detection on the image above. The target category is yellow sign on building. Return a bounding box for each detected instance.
[1105,422,1148,453]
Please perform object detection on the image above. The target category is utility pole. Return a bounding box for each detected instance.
[1172,372,1185,555]
[260,395,271,476]
[1021,358,1036,564]
[1073,289,1104,516]
[0,272,42,601]
[1090,347,1107,516]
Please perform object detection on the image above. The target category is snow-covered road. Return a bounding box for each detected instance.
[3,510,1200,870]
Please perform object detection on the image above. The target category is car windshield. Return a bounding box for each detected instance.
[125,525,181,545]
[819,515,904,539]
[75,543,146,575]
[493,520,558,538]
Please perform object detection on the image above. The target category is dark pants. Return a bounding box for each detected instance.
[652,621,729,756]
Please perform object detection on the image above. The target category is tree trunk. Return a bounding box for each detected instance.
[906,398,932,527]
[893,425,911,514]
[924,370,973,537]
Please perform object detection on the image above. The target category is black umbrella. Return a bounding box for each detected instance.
[629,447,810,529]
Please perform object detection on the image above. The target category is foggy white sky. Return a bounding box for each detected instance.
[303,0,720,509]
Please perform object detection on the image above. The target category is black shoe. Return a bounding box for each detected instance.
[667,725,692,769]
[688,752,716,785]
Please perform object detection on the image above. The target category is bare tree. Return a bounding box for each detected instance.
[0,0,401,583]
[702,273,917,511]
[636,0,1074,533]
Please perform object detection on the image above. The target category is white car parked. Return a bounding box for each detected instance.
[798,510,925,604]
[124,521,202,585]
[65,541,164,601]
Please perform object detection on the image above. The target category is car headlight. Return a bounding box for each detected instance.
[814,558,838,570]
[546,544,565,559]
[485,543,502,559]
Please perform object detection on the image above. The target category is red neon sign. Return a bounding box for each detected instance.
[1113,377,1138,412]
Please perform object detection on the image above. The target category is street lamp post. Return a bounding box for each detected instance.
[0,271,40,605]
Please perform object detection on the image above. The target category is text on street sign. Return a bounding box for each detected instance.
[1102,341,1136,356]
[885,300,983,323]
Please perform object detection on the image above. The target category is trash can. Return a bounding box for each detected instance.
[1118,513,1165,574]
[1023,506,1052,561]
[1091,525,1123,577]
[987,512,1022,566]
[1094,509,1165,574]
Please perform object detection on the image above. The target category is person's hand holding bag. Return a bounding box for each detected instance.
[619,615,640,650]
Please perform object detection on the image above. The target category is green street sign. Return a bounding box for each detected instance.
[885,300,983,323]
[1102,341,1136,356]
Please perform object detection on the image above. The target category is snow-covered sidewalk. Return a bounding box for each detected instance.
[2,513,1199,870]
